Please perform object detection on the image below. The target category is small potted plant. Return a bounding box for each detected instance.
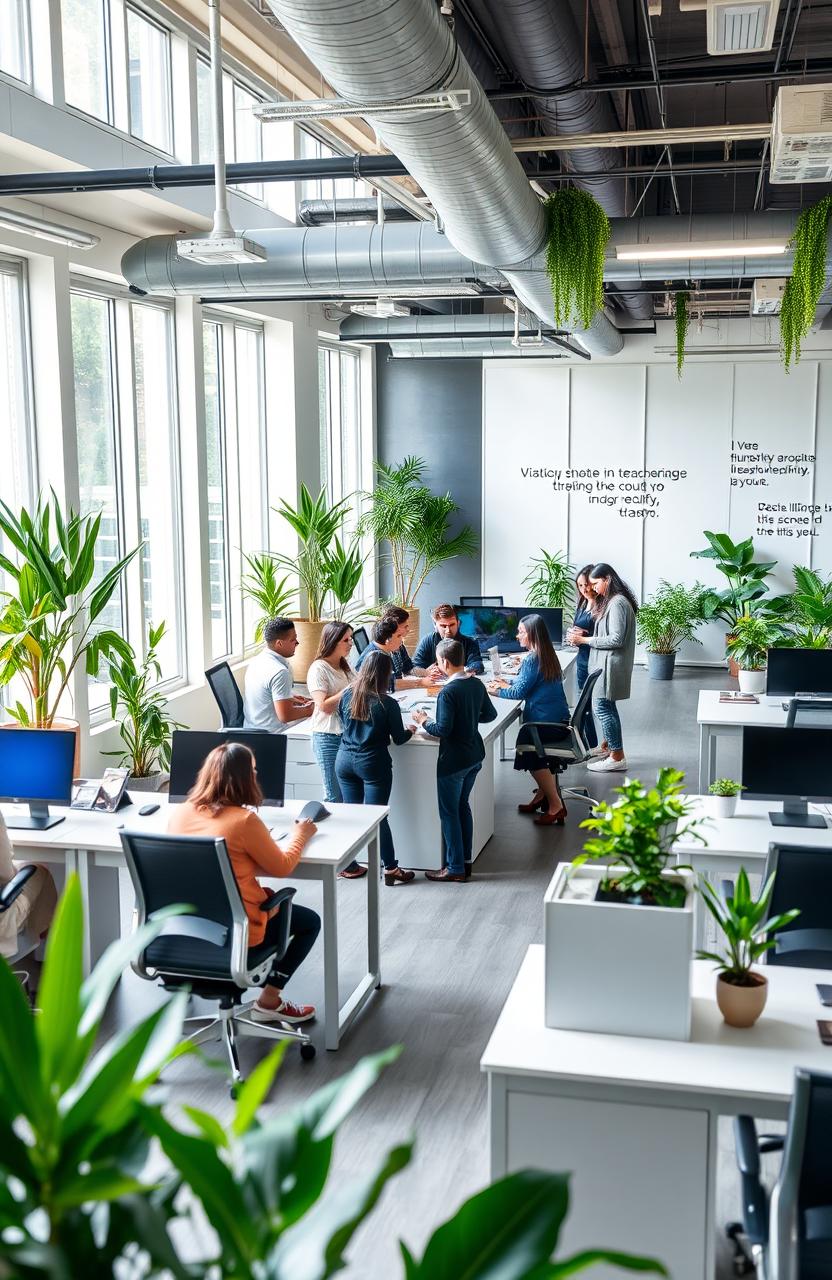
[725,615,778,693]
[105,623,183,791]
[635,580,708,681]
[706,778,744,819]
[697,868,800,1028]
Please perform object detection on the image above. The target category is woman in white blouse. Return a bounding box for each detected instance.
[306,621,365,879]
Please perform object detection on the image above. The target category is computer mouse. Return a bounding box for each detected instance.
[298,800,330,823]
[138,803,160,817]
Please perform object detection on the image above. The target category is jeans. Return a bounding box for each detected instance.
[576,666,598,750]
[437,763,481,876]
[595,698,623,752]
[312,732,342,801]
[250,903,321,988]
[335,748,397,870]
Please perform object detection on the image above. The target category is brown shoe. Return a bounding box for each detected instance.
[425,867,466,883]
[338,861,368,879]
[384,866,416,886]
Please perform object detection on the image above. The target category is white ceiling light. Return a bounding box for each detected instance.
[615,241,787,261]
[0,208,99,249]
[350,299,411,318]
[253,90,471,123]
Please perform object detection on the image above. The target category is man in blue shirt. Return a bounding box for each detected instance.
[412,603,485,677]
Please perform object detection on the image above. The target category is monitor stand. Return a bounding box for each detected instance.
[5,802,65,831]
[770,798,827,830]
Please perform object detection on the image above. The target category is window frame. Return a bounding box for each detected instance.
[0,253,37,508]
[125,1,174,153]
[318,337,374,606]
[0,0,33,87]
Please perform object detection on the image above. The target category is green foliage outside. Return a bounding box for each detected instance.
[636,580,708,654]
[522,549,575,612]
[543,190,610,330]
[697,867,800,984]
[780,195,832,371]
[105,622,183,777]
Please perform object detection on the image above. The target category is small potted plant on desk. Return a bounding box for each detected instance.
[725,616,779,694]
[698,868,800,1028]
[706,778,744,819]
[635,580,708,681]
[106,623,183,792]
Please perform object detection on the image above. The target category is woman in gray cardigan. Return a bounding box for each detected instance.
[566,562,637,773]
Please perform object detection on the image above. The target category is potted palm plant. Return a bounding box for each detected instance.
[725,616,780,693]
[105,623,183,790]
[698,868,800,1027]
[522,549,574,612]
[706,778,744,819]
[544,769,706,1040]
[691,531,776,675]
[240,552,297,645]
[636,580,708,680]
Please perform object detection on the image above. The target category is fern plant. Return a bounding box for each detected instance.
[240,552,297,644]
[544,189,611,330]
[636,580,707,655]
[675,291,689,377]
[522,549,574,611]
[780,194,832,371]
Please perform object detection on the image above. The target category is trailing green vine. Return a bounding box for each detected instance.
[780,194,832,372]
[675,291,689,378]
[544,189,610,330]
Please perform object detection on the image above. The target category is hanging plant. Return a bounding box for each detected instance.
[544,189,610,330]
[674,290,689,378]
[780,194,832,372]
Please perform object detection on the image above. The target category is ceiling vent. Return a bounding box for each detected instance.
[771,85,832,184]
[706,0,781,54]
[751,278,787,314]
[349,298,411,318]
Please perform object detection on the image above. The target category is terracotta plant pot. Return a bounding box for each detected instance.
[716,971,768,1028]
[725,635,738,679]
[403,606,420,648]
[289,620,328,684]
[0,718,81,777]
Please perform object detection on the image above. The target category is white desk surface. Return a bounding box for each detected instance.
[481,945,832,1107]
[3,796,388,869]
[697,689,789,728]
[674,796,832,859]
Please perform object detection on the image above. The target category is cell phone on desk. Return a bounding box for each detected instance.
[817,984,832,1007]
[818,1019,832,1045]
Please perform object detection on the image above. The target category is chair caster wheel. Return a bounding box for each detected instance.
[300,1042,316,1061]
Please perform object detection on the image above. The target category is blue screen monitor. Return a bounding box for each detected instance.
[456,606,563,654]
[0,727,75,829]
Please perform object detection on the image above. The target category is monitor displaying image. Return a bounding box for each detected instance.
[457,606,563,654]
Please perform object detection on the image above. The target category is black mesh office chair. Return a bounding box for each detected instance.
[729,1069,832,1278]
[786,699,832,729]
[121,830,315,1089]
[205,661,245,729]
[513,669,602,810]
[352,626,370,655]
[460,595,504,607]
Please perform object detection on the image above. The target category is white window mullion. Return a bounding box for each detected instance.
[223,320,244,656]
[113,297,143,655]
[109,0,130,132]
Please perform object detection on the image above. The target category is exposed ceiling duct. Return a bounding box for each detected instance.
[298,197,416,225]
[339,310,587,359]
[385,339,567,358]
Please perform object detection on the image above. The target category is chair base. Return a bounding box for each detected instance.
[725,1222,761,1277]
[184,1003,315,1086]
[559,784,596,809]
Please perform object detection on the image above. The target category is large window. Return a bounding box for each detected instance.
[300,131,368,203]
[319,341,371,600]
[0,0,31,83]
[127,6,172,151]
[61,0,110,121]
[197,57,294,206]
[0,258,35,514]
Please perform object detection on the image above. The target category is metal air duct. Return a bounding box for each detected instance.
[298,197,415,225]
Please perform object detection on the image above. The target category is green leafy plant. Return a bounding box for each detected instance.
[691,531,776,631]
[323,533,366,622]
[240,551,297,644]
[360,457,477,607]
[543,189,611,330]
[522,549,575,611]
[636,580,707,654]
[576,768,706,910]
[697,867,800,985]
[0,491,140,726]
[780,194,832,371]
[273,484,355,623]
[725,614,780,672]
[0,880,667,1279]
[105,622,183,777]
[763,565,832,649]
[708,778,744,798]
[674,290,689,378]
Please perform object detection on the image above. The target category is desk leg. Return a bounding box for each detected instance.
[321,866,340,1052]
[367,831,380,986]
[698,724,717,793]
[489,1073,508,1181]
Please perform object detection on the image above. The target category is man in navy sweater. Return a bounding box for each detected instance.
[412,603,485,677]
[412,638,497,882]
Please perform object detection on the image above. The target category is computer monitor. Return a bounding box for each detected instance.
[169,730,287,807]
[352,626,370,655]
[456,605,563,654]
[741,725,832,829]
[766,648,832,698]
[0,728,75,829]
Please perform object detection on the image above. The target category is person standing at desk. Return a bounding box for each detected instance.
[412,603,485,677]
[335,650,416,887]
[243,616,313,733]
[354,617,430,691]
[567,562,637,773]
[570,565,599,752]
[411,638,496,882]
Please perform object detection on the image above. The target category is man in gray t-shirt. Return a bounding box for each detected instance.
[243,617,313,734]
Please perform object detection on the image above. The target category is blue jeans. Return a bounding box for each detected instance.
[437,763,481,876]
[576,666,598,750]
[312,732,342,801]
[335,748,398,871]
[595,698,623,752]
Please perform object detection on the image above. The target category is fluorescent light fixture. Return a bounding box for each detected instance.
[176,235,267,265]
[0,208,99,249]
[615,241,787,261]
[253,89,471,123]
[350,299,411,318]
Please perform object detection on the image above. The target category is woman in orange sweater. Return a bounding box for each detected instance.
[168,741,320,1024]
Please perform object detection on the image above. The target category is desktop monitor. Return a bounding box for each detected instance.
[169,730,287,807]
[456,605,563,654]
[766,648,832,698]
[352,626,370,655]
[0,727,75,829]
[741,725,832,829]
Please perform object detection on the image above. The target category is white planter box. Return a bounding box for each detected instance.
[544,862,695,1041]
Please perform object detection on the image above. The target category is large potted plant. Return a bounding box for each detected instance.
[698,868,800,1028]
[360,456,477,645]
[636,580,707,680]
[522,548,574,612]
[764,565,832,649]
[0,492,138,768]
[105,622,183,791]
[725,615,780,693]
[544,769,706,1040]
[691,531,776,675]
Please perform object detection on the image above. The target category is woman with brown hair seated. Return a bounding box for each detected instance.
[168,741,320,1024]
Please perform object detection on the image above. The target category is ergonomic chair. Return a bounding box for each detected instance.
[460,595,504,607]
[352,626,370,655]
[205,661,245,730]
[121,830,315,1090]
[513,669,601,810]
[0,863,40,970]
[786,698,832,729]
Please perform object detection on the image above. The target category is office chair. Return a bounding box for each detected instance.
[122,830,315,1090]
[460,595,504,607]
[763,843,832,970]
[786,698,832,729]
[513,669,602,811]
[205,661,245,730]
[352,626,370,655]
[727,1068,832,1278]
[0,863,40,967]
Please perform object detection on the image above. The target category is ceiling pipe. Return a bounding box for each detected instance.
[511,123,770,153]
[485,58,832,99]
[298,196,416,225]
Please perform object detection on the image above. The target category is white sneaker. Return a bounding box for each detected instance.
[587,755,628,773]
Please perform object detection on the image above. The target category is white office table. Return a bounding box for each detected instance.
[482,945,832,1280]
[4,796,385,1051]
[697,690,788,792]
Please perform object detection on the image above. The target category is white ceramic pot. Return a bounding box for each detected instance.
[706,794,738,819]
[738,668,766,694]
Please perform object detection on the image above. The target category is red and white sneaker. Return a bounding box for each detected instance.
[250,998,316,1024]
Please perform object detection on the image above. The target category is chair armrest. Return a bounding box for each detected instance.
[774,928,832,957]
[0,865,38,913]
[735,1115,761,1175]
[260,886,296,914]
[522,721,571,757]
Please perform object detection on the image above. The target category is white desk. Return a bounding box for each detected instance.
[4,796,385,1051]
[483,945,832,1280]
[697,690,788,791]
